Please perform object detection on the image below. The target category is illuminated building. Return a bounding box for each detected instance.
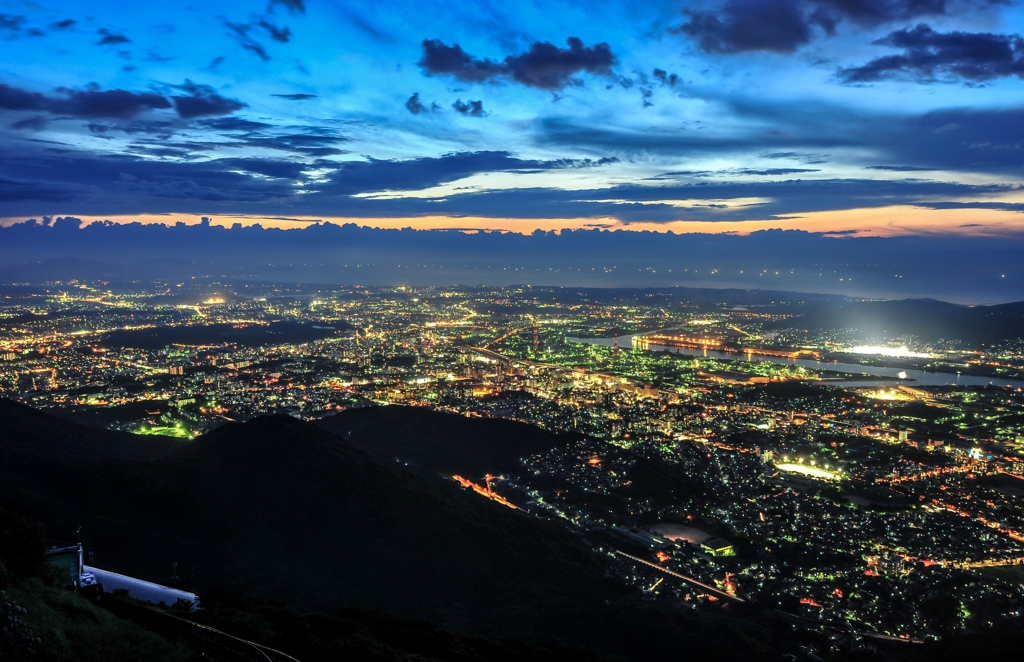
[701,538,735,557]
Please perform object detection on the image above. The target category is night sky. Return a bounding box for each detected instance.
[1,1,1023,238]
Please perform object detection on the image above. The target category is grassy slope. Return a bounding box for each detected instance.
[7,579,195,662]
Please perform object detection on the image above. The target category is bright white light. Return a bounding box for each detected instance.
[776,462,840,480]
[847,345,932,358]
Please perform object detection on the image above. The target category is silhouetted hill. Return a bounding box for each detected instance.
[1,503,605,662]
[737,381,859,407]
[316,405,576,477]
[99,320,349,350]
[888,401,947,422]
[0,412,776,661]
[776,299,1024,345]
[0,399,183,461]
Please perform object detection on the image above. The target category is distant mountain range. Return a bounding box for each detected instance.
[0,400,776,661]
[775,299,1024,345]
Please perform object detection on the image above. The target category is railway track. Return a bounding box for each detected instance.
[103,596,300,662]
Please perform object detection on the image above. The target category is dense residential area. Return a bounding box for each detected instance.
[3,280,1024,655]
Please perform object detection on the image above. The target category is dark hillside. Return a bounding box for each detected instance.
[0,412,774,660]
[775,299,1024,345]
[737,381,859,407]
[0,399,183,461]
[317,405,576,477]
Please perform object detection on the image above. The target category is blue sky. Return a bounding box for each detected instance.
[1,0,1023,234]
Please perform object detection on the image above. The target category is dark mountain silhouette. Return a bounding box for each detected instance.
[316,405,576,477]
[0,504,607,662]
[737,381,859,407]
[777,299,1024,345]
[99,320,348,350]
[0,399,183,461]
[0,402,776,660]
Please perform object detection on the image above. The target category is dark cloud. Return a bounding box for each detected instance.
[97,28,130,45]
[505,38,616,89]
[170,81,245,119]
[645,170,714,180]
[0,82,48,111]
[675,0,998,54]
[231,131,348,156]
[319,152,523,195]
[144,50,176,62]
[342,10,393,43]
[919,200,1024,212]
[452,98,486,117]
[271,93,316,100]
[52,86,172,119]
[0,14,25,35]
[675,0,813,54]
[405,92,430,115]
[538,99,1024,176]
[0,174,91,203]
[257,18,291,43]
[225,5,300,59]
[314,151,620,196]
[197,117,271,131]
[207,157,309,179]
[839,24,1024,83]
[419,37,616,89]
[533,101,1024,199]
[546,157,620,168]
[760,151,831,164]
[86,121,175,138]
[0,145,619,216]
[60,90,153,120]
[537,116,838,159]
[270,0,305,13]
[647,166,819,179]
[875,106,1024,174]
[0,119,1015,231]
[866,164,932,171]
[191,120,350,156]
[418,40,505,83]
[10,116,46,131]
[226,21,270,61]
[733,167,820,175]
[371,178,1015,224]
[653,68,680,86]
[128,144,193,159]
[811,0,948,31]
[0,151,300,205]
[50,19,76,30]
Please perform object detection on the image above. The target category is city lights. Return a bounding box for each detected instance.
[847,346,934,359]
